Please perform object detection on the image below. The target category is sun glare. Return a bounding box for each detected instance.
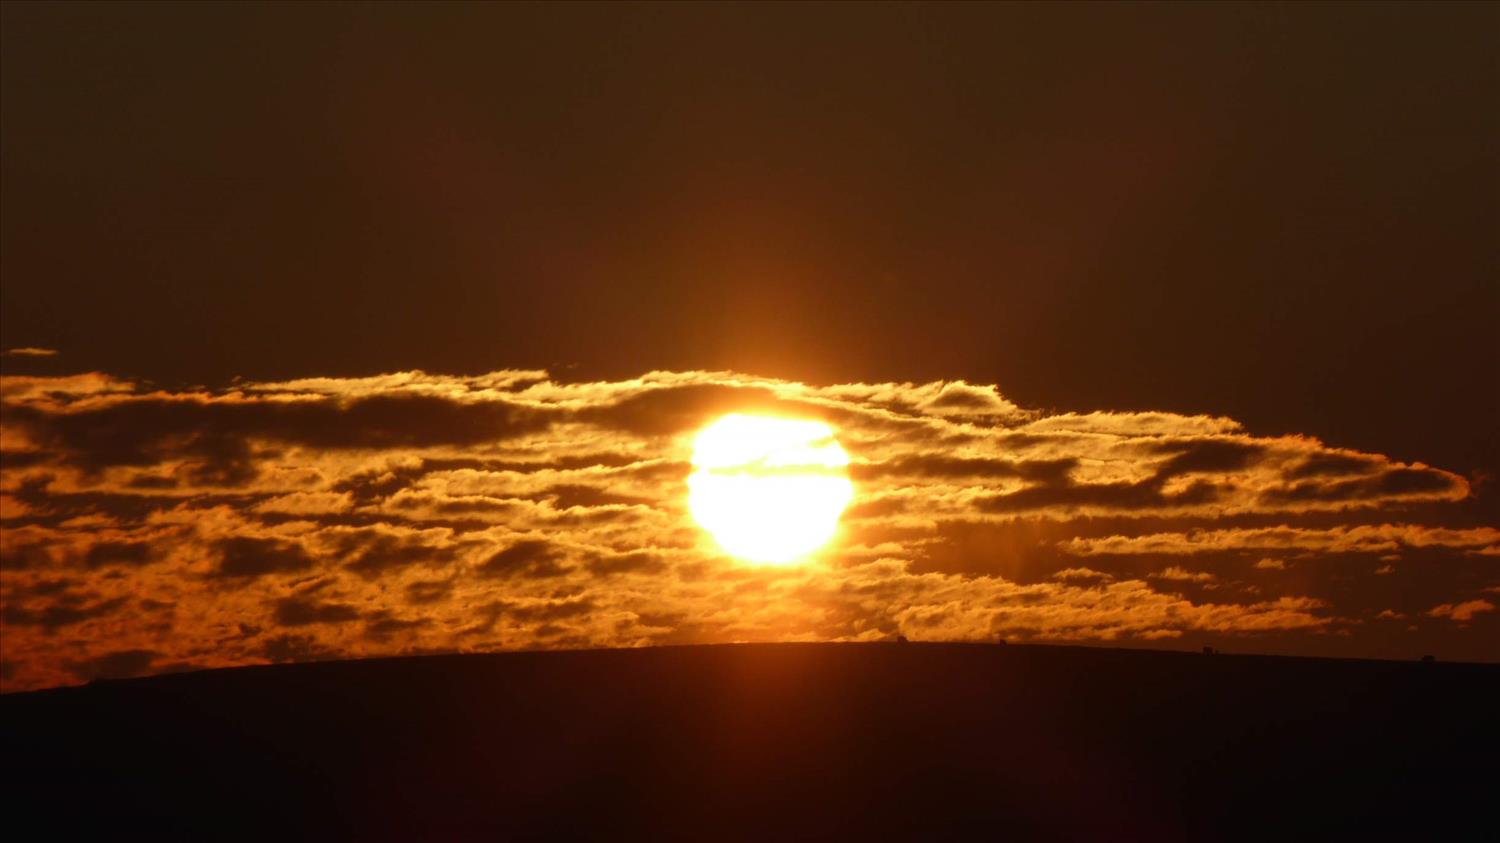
[688,413,855,564]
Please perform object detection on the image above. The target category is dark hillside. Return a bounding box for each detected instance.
[2,643,1494,840]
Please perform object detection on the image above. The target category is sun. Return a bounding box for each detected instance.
[688,413,855,564]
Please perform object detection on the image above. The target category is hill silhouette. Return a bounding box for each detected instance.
[2,642,1494,840]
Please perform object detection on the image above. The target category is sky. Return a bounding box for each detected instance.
[1,3,1496,689]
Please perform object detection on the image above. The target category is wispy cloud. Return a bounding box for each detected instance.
[1062,525,1500,558]
[1428,600,1495,623]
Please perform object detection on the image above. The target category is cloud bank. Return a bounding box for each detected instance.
[1,370,1494,690]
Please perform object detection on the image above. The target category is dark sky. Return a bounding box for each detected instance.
[3,2,1495,475]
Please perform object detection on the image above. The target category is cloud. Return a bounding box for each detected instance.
[65,649,155,681]
[273,596,363,626]
[262,633,341,663]
[2,347,59,358]
[475,539,573,580]
[82,541,154,569]
[1052,567,1113,582]
[2,594,128,630]
[364,612,432,641]
[0,368,1490,691]
[336,529,463,580]
[1151,567,1218,583]
[1428,600,1495,622]
[5,392,553,484]
[216,538,316,579]
[1062,525,1500,558]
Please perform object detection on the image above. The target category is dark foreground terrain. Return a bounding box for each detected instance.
[3,642,1495,840]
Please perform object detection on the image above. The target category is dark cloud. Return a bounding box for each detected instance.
[582,384,796,436]
[506,597,596,623]
[977,476,1220,516]
[334,463,437,505]
[28,491,210,527]
[843,496,908,520]
[926,385,1006,412]
[405,578,456,605]
[475,540,572,580]
[458,601,509,636]
[545,484,652,510]
[261,633,340,664]
[1261,467,1463,505]
[364,613,432,640]
[852,456,1075,483]
[215,538,316,579]
[125,474,180,490]
[8,394,552,484]
[2,595,128,630]
[338,532,461,580]
[17,577,75,597]
[1288,453,1381,480]
[586,551,668,577]
[900,519,1073,581]
[65,649,156,682]
[178,434,260,487]
[1151,440,1266,479]
[6,474,267,528]
[330,456,654,507]
[273,596,363,627]
[83,540,153,569]
[0,450,51,470]
[0,542,53,570]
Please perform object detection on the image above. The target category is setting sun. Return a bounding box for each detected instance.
[687,413,855,564]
